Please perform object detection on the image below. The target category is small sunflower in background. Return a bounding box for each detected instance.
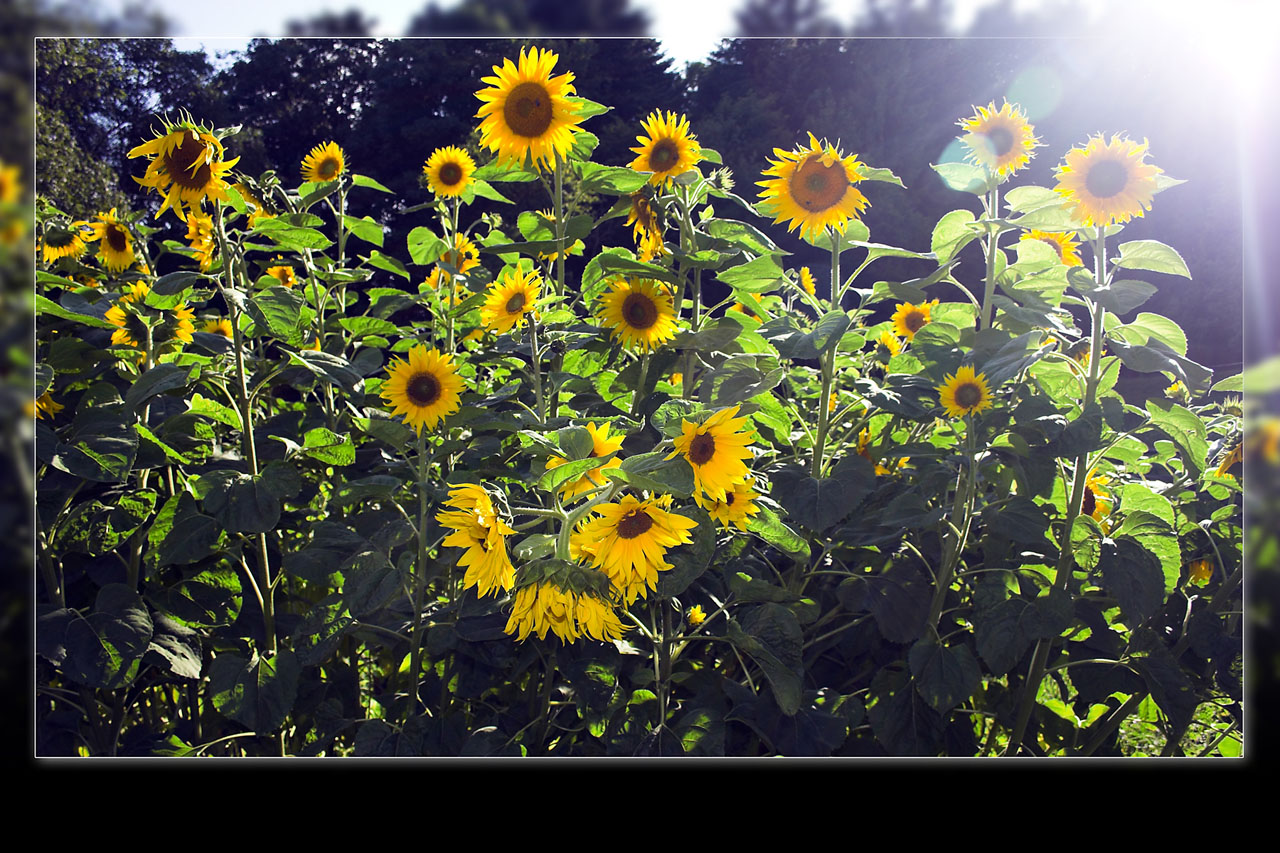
[937,365,993,419]
[234,182,275,227]
[33,391,64,420]
[625,191,662,250]
[301,141,346,184]
[891,298,938,341]
[1066,338,1104,370]
[798,266,817,298]
[40,223,89,264]
[1214,434,1243,480]
[424,267,468,302]
[1081,470,1113,523]
[423,145,476,198]
[571,494,698,605]
[203,317,234,338]
[545,421,624,500]
[757,132,869,241]
[1165,380,1190,404]
[1054,134,1163,228]
[129,117,240,222]
[670,404,756,502]
[1020,229,1082,266]
[440,232,481,277]
[475,46,584,172]
[0,161,20,203]
[480,265,541,334]
[958,101,1038,177]
[266,263,297,288]
[876,330,903,358]
[596,277,678,352]
[83,208,135,272]
[531,209,583,263]
[628,110,702,187]
[1187,558,1214,587]
[696,477,761,532]
[686,605,707,627]
[105,281,195,355]
[381,344,466,434]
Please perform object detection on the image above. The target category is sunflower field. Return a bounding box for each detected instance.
[34,43,1245,757]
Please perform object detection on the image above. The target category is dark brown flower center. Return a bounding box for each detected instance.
[954,381,983,409]
[106,223,129,253]
[1085,160,1129,198]
[904,309,927,334]
[407,371,442,406]
[984,126,1014,157]
[724,490,735,506]
[1082,487,1096,517]
[318,157,340,179]
[438,162,463,186]
[1037,237,1065,261]
[504,82,554,138]
[688,432,716,466]
[648,139,680,171]
[505,292,527,314]
[622,292,658,330]
[45,229,76,248]
[164,134,214,191]
[790,156,849,212]
[615,509,654,539]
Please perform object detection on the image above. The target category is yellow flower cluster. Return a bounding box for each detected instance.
[504,581,626,643]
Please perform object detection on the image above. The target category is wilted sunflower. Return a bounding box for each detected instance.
[436,483,517,598]
[129,119,240,222]
[1021,229,1082,267]
[83,208,136,272]
[504,580,626,644]
[266,263,297,288]
[1054,134,1163,227]
[423,145,476,198]
[959,101,1038,177]
[891,299,939,341]
[33,391,64,420]
[1081,470,1113,522]
[596,277,678,352]
[757,132,869,241]
[670,404,756,502]
[695,477,761,532]
[40,224,89,264]
[301,141,346,184]
[203,317,234,338]
[545,421,624,500]
[629,110,702,187]
[571,494,699,605]
[798,266,817,297]
[475,46,584,172]
[105,281,195,354]
[380,344,466,434]
[441,232,481,277]
[937,365,993,419]
[480,265,541,334]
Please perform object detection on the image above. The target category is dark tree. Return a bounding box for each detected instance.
[285,10,379,37]
[735,0,844,37]
[407,0,650,35]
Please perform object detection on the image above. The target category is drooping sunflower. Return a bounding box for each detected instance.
[129,120,240,222]
[185,211,217,271]
[203,317,234,338]
[571,494,699,605]
[504,580,626,644]
[1214,435,1243,480]
[1054,134,1163,228]
[480,265,541,334]
[436,483,517,598]
[266,263,297,288]
[1066,338,1105,370]
[891,299,939,341]
[440,232,481,277]
[40,224,89,264]
[423,145,477,198]
[33,391,64,420]
[695,477,761,532]
[625,191,662,248]
[380,344,466,434]
[1081,470,1113,522]
[82,208,136,272]
[1187,558,1214,586]
[958,101,1038,177]
[757,132,869,241]
[234,182,275,228]
[301,141,346,184]
[105,281,195,354]
[544,421,624,500]
[475,46,584,173]
[877,330,903,358]
[1021,229,1082,266]
[798,266,817,298]
[669,404,756,502]
[424,267,469,303]
[628,110,702,187]
[595,277,678,352]
[937,365,993,419]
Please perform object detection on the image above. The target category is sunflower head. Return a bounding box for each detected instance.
[694,477,762,532]
[1214,434,1243,480]
[545,421,625,500]
[503,574,626,644]
[34,391,64,420]
[1081,471,1113,522]
[571,494,699,605]
[440,232,481,277]
[595,277,678,353]
[958,101,1038,177]
[423,146,477,198]
[1054,135,1163,228]
[266,264,297,289]
[891,299,939,341]
[1187,558,1214,587]
[381,345,467,434]
[0,161,21,203]
[480,265,542,335]
[628,110,702,187]
[757,132,869,241]
[40,223,89,264]
[798,266,817,298]
[669,405,756,503]
[301,141,346,184]
[687,605,707,627]
[436,482,517,598]
[128,117,240,222]
[876,330,903,360]
[203,317,234,338]
[84,208,136,273]
[475,46,584,173]
[937,365,993,419]
[105,281,195,357]
[1020,229,1082,267]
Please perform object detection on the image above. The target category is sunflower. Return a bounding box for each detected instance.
[958,101,1038,177]
[1081,470,1113,522]
[40,224,89,264]
[857,428,908,476]
[571,494,699,605]
[185,211,217,271]
[423,146,477,198]
[0,161,20,203]
[82,208,136,272]
[129,120,240,222]
[686,605,707,627]
[798,266,817,298]
[937,365,993,419]
[669,404,756,502]
[695,477,761,532]
[1054,135,1163,228]
[877,330,903,358]
[595,277,678,352]
[1214,435,1243,480]
[480,265,541,334]
[545,422,624,500]
[423,267,468,302]
[105,281,195,354]
[891,299,939,341]
[308,335,323,351]
[266,263,297,288]
[757,132,869,241]
[436,483,517,598]
[34,391,64,420]
[1187,558,1214,586]
[532,209,583,262]
[475,46,584,173]
[1021,229,1082,266]
[625,192,662,249]
[380,344,466,434]
[828,391,838,415]
[628,110,702,187]
[440,232,481,277]
[504,580,626,644]
[234,182,275,228]
[1165,380,1190,403]
[203,317,234,338]
[301,141,346,184]
[1067,338,1105,370]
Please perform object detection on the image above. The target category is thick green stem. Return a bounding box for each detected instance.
[810,230,841,478]
[406,431,431,718]
[631,352,649,417]
[979,181,1001,331]
[926,419,977,632]
[554,154,566,301]
[529,314,546,424]
[445,198,459,354]
[657,601,673,730]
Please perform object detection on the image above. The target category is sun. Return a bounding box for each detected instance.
[480,265,541,335]
[301,141,346,184]
[628,110,702,187]
[83,208,135,272]
[423,146,476,198]
[129,119,240,222]
[595,277,678,352]
[474,46,584,173]
[937,365,993,419]
[958,101,1038,177]
[757,132,869,241]
[380,345,467,434]
[1054,134,1163,228]
[669,404,756,502]
[891,299,939,341]
[570,494,699,605]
